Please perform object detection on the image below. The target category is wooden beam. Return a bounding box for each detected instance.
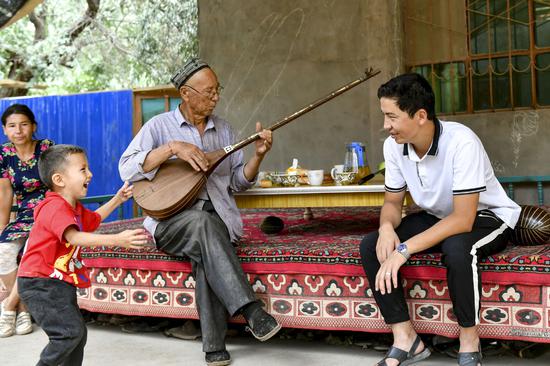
[0,0,43,30]
[0,79,47,89]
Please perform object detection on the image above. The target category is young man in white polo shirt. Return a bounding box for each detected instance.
[360,73,520,366]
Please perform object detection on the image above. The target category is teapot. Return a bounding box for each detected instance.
[344,142,371,181]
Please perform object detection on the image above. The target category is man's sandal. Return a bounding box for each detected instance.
[457,349,482,365]
[376,335,431,366]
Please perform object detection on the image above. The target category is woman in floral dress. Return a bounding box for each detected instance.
[0,104,53,337]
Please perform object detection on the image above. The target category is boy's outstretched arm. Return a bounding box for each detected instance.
[64,226,148,250]
[95,181,133,221]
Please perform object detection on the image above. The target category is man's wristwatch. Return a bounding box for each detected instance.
[396,242,410,260]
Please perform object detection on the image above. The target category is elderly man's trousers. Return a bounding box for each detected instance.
[154,205,256,352]
[360,210,511,328]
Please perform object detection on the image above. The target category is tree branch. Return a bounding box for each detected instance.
[67,0,100,44]
[58,0,101,67]
[1,0,102,97]
[93,21,133,56]
[28,5,46,43]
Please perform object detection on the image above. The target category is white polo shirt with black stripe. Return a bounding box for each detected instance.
[384,119,521,228]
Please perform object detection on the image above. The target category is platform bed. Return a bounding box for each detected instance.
[76,207,550,344]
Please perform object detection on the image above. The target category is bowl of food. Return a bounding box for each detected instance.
[264,171,281,186]
[334,171,356,186]
[269,173,300,187]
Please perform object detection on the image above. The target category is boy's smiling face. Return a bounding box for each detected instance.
[56,153,93,201]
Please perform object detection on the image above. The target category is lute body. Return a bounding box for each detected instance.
[133,150,225,220]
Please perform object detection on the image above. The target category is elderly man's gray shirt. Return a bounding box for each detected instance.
[119,107,254,242]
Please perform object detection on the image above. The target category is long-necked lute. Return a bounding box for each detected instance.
[133,68,381,219]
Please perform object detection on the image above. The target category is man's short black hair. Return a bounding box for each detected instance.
[377,73,436,121]
[38,144,86,189]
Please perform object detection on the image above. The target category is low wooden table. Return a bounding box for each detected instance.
[235,184,409,219]
[235,184,385,208]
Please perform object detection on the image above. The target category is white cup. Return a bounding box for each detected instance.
[330,164,344,179]
[307,169,324,186]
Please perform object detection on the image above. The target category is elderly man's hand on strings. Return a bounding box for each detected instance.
[254,122,272,157]
[169,141,209,172]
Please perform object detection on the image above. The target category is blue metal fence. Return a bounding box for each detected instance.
[0,90,134,221]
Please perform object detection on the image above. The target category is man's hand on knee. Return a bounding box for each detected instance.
[375,250,407,295]
[376,226,400,263]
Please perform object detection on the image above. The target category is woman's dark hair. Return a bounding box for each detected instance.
[1,104,38,126]
[377,73,436,121]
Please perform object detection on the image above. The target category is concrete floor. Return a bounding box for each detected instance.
[1,323,549,366]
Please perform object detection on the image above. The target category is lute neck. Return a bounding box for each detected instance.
[206,67,381,173]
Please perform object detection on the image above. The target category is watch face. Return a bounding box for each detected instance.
[397,243,407,252]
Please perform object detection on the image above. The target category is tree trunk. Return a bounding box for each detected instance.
[0,51,32,98]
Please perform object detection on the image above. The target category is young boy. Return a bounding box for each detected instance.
[17,144,148,366]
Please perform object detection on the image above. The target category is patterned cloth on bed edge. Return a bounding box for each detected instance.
[82,207,550,286]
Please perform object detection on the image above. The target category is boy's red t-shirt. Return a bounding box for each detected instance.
[18,191,101,288]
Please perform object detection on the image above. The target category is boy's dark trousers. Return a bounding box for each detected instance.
[18,277,87,366]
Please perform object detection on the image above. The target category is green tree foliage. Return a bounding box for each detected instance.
[0,0,198,96]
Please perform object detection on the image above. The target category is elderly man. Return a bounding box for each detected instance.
[119,58,280,366]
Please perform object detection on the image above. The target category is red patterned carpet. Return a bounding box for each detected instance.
[77,208,550,343]
[85,207,550,286]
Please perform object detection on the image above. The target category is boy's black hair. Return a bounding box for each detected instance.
[1,104,38,126]
[377,73,436,121]
[38,144,86,189]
